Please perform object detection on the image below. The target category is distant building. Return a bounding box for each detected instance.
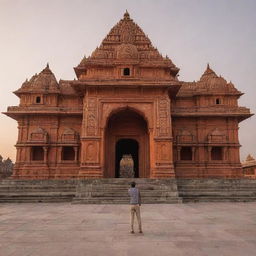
[242,155,256,178]
[0,155,13,179]
[4,11,253,180]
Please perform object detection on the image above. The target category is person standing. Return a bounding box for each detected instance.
[128,181,143,234]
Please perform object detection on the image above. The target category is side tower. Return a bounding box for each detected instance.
[172,65,252,178]
[5,65,83,179]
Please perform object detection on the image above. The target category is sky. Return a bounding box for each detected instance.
[0,0,255,162]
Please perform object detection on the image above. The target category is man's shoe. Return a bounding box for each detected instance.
[139,230,143,233]
[130,231,134,234]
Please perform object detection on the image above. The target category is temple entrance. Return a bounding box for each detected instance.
[104,109,149,178]
[115,139,138,178]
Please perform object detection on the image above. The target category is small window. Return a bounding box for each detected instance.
[36,96,41,104]
[31,146,44,161]
[180,147,192,160]
[62,146,75,161]
[123,68,130,76]
[211,147,223,160]
[216,98,220,105]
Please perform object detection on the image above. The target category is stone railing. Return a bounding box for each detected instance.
[7,106,83,113]
[172,106,251,115]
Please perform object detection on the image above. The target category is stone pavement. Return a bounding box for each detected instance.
[0,203,256,256]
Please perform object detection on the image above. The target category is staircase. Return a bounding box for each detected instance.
[1,178,256,204]
[177,179,256,202]
[0,179,77,203]
[73,178,182,204]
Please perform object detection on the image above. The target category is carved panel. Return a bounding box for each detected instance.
[30,127,48,142]
[157,98,170,136]
[156,142,171,161]
[83,141,99,163]
[84,98,98,136]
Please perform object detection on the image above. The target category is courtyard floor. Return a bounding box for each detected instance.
[0,202,256,256]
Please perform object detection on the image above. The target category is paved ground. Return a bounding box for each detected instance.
[0,202,256,256]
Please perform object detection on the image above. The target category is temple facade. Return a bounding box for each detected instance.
[5,12,252,180]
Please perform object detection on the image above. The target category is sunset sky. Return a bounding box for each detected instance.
[0,0,255,162]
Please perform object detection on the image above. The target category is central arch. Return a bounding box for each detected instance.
[104,108,149,178]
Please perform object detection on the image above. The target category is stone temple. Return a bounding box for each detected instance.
[4,11,252,180]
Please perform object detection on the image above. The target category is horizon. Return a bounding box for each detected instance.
[0,0,255,162]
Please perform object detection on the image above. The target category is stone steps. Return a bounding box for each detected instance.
[177,179,256,202]
[73,178,182,204]
[1,178,256,204]
[0,180,77,203]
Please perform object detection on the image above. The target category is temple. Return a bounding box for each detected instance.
[4,11,252,180]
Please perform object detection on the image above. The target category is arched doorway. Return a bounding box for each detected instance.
[115,139,139,178]
[104,109,149,178]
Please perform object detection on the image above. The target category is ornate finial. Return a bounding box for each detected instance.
[46,62,49,68]
[246,154,255,161]
[124,10,130,20]
[207,63,210,69]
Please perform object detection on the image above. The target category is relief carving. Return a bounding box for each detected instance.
[157,99,170,136]
[85,98,98,136]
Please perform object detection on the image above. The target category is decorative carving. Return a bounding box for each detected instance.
[116,44,138,59]
[86,143,95,161]
[30,127,48,142]
[61,128,78,142]
[85,98,97,136]
[157,99,170,136]
[177,129,194,142]
[208,128,226,143]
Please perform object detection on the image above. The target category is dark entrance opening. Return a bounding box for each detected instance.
[115,139,139,178]
[62,146,75,161]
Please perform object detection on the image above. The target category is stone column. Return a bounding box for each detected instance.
[208,147,212,161]
[74,147,78,161]
[177,146,181,161]
[43,146,48,164]
[192,147,195,161]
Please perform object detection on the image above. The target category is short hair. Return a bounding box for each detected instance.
[131,181,136,187]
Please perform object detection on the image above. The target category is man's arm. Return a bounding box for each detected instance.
[138,190,141,206]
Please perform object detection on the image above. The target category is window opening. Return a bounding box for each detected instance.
[216,98,220,105]
[211,147,223,160]
[36,96,41,104]
[123,68,130,76]
[180,147,192,160]
[31,146,44,161]
[62,146,75,161]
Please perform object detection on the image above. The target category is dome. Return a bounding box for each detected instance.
[30,64,59,91]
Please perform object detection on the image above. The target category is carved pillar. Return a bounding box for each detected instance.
[177,146,181,161]
[151,97,175,178]
[74,147,78,161]
[223,146,227,161]
[43,146,48,164]
[79,95,103,178]
[192,147,195,161]
[56,147,61,163]
[28,146,32,162]
[208,146,212,161]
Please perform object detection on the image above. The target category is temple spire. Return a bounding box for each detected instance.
[124,10,130,20]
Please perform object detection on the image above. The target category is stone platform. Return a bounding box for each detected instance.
[0,202,256,256]
[1,178,256,203]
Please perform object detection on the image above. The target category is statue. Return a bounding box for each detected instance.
[119,154,134,178]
